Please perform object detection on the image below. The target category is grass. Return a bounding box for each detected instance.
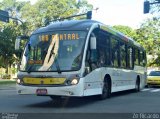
[0,79,16,85]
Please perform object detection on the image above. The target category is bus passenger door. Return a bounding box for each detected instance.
[83,32,102,96]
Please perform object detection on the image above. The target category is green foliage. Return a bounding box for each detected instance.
[113,19,160,67]
[136,17,160,66]
[0,22,20,69]
[148,0,160,13]
[20,0,93,34]
[113,25,138,40]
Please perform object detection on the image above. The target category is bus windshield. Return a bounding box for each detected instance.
[20,31,87,72]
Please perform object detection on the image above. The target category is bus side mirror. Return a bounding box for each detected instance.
[90,37,97,63]
[15,36,29,50]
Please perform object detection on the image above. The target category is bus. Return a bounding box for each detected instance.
[15,13,147,100]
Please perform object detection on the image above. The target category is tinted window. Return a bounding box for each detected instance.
[97,30,111,67]
[135,48,139,65]
[127,45,133,69]
[120,41,126,68]
[149,71,160,76]
[111,37,119,67]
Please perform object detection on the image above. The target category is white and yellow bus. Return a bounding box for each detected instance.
[15,15,147,100]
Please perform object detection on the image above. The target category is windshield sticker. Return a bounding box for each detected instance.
[39,34,59,71]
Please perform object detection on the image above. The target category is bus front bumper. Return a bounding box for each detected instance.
[17,84,84,97]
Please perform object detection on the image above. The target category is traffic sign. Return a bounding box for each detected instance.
[0,10,9,23]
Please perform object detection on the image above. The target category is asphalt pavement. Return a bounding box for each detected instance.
[0,83,160,119]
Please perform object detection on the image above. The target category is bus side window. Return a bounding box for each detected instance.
[127,45,134,69]
[96,30,111,67]
[111,37,119,67]
[134,48,139,65]
[119,41,127,68]
[139,50,146,67]
[143,51,147,66]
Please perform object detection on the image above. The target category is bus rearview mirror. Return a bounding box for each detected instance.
[15,36,29,50]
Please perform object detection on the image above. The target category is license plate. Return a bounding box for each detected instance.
[36,89,47,95]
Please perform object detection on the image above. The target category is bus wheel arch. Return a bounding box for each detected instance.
[135,75,140,92]
[100,74,112,100]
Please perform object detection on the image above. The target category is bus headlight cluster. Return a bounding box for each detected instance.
[71,78,78,85]
[16,79,24,85]
[66,78,79,85]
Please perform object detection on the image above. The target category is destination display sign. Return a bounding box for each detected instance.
[39,33,79,42]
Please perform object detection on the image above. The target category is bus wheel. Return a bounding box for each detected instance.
[135,79,140,92]
[100,79,111,100]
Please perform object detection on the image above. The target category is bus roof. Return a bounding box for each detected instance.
[32,19,144,50]
[32,20,99,34]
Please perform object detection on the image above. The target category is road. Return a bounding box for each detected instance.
[0,85,160,119]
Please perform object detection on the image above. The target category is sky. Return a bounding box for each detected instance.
[16,0,152,29]
[87,0,150,29]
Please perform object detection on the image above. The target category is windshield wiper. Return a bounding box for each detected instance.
[27,64,34,73]
[51,53,61,74]
[55,59,61,74]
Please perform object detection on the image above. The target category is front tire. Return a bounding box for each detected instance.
[99,79,111,100]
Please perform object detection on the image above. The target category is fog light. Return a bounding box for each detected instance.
[71,79,78,85]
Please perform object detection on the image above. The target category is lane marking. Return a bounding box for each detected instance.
[141,89,151,91]
[150,89,160,92]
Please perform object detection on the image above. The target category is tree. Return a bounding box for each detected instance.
[144,0,160,14]
[150,0,160,13]
[20,0,93,34]
[0,22,21,72]
[113,25,138,40]
[136,17,160,66]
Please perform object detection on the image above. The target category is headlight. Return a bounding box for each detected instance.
[17,79,21,84]
[16,79,23,85]
[71,78,78,85]
[65,77,79,85]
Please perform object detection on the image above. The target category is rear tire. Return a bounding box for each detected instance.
[99,78,111,100]
[135,79,140,92]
